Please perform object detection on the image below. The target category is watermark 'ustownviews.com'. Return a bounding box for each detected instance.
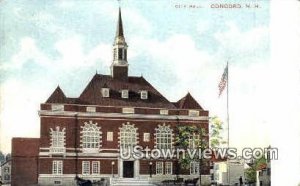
[120,146,278,161]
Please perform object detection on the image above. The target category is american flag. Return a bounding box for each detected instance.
[218,64,228,97]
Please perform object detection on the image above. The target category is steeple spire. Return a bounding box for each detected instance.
[116,8,124,38]
[111,7,128,81]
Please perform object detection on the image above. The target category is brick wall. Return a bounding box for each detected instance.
[11,138,39,186]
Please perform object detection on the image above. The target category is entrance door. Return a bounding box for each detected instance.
[123,161,134,178]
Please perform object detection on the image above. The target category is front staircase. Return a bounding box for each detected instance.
[110,177,156,186]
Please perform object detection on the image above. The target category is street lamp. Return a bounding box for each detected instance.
[149,162,153,178]
[111,161,115,178]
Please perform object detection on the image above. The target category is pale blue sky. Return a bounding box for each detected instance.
[0,0,270,153]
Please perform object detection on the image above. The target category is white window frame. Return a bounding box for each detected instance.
[190,161,200,175]
[188,133,200,149]
[165,162,173,175]
[50,126,66,154]
[215,172,219,181]
[155,124,173,149]
[143,133,150,142]
[121,89,129,99]
[214,164,219,170]
[92,161,100,175]
[188,110,200,117]
[86,106,96,112]
[140,90,148,100]
[81,121,102,153]
[82,161,90,175]
[4,167,9,173]
[51,104,64,111]
[101,88,110,98]
[160,109,169,115]
[107,131,113,141]
[156,162,164,175]
[119,123,137,150]
[52,160,63,175]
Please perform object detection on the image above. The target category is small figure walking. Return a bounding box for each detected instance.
[239,176,243,185]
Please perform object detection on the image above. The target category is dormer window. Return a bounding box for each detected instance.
[121,89,129,99]
[140,90,148,100]
[101,88,110,98]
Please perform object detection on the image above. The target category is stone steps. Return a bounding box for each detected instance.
[110,178,156,186]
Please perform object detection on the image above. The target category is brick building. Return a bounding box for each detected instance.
[11,8,210,186]
[1,159,11,185]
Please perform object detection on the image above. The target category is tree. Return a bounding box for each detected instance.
[0,151,5,164]
[5,153,11,161]
[245,156,267,183]
[210,116,226,148]
[175,125,208,185]
[175,116,225,185]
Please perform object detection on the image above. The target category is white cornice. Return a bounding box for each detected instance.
[38,110,209,121]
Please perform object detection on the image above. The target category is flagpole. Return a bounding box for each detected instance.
[227,61,230,185]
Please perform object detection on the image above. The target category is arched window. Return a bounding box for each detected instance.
[119,122,137,150]
[81,121,102,153]
[50,126,66,154]
[155,124,173,149]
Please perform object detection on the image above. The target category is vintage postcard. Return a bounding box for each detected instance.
[0,0,299,186]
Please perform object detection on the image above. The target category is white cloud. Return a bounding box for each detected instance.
[54,36,112,68]
[0,36,112,70]
[0,37,51,70]
[131,34,213,89]
[214,22,269,62]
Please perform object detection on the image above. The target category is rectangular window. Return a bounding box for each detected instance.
[86,106,96,112]
[4,167,9,173]
[165,162,172,175]
[101,88,110,98]
[122,107,135,114]
[156,162,164,175]
[50,127,66,154]
[54,180,62,185]
[118,48,123,60]
[267,168,271,176]
[190,161,200,175]
[4,175,10,180]
[113,48,117,61]
[140,90,148,100]
[188,133,200,149]
[156,126,173,150]
[82,161,90,175]
[92,161,100,175]
[120,125,137,150]
[189,110,200,117]
[121,90,129,99]
[160,109,168,115]
[51,104,64,111]
[143,133,150,142]
[215,173,219,181]
[214,164,219,170]
[52,160,63,175]
[124,50,127,60]
[107,131,113,141]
